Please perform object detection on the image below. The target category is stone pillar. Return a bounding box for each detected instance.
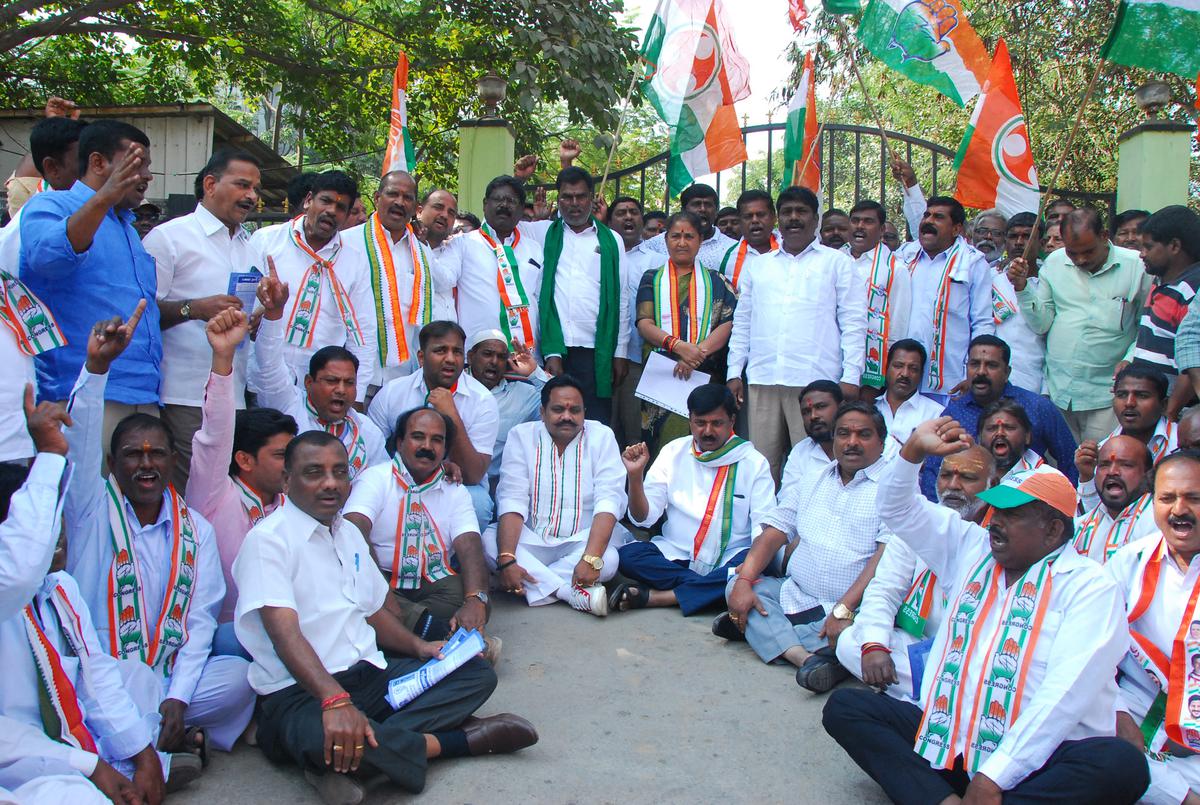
[457,118,516,218]
[1116,121,1193,213]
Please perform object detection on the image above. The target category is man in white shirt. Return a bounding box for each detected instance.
[521,167,631,427]
[617,384,774,615]
[835,445,994,704]
[716,190,777,293]
[1108,450,1200,805]
[608,196,654,447]
[368,321,499,526]
[345,407,490,642]
[439,176,543,354]
[727,185,866,485]
[64,306,256,759]
[248,170,377,399]
[898,195,994,399]
[846,200,910,399]
[824,416,1147,804]
[485,375,627,617]
[147,148,261,490]
[233,431,536,802]
[994,212,1046,392]
[778,380,842,500]
[722,402,891,694]
[341,171,443,388]
[640,183,739,276]
[1072,435,1156,563]
[875,339,944,459]
[413,188,460,320]
[252,270,387,482]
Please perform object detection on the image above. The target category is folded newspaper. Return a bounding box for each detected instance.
[385,628,486,710]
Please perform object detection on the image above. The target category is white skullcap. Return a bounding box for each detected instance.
[467,329,509,352]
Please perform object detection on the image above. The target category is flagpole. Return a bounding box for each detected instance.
[793,120,826,187]
[598,67,643,200]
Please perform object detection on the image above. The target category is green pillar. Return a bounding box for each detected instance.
[457,118,516,218]
[1116,121,1193,213]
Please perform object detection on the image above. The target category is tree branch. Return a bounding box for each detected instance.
[0,0,135,52]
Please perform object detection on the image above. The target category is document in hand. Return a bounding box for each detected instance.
[634,350,711,418]
[227,269,262,350]
[385,628,487,710]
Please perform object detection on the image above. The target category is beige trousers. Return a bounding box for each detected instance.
[748,384,807,485]
[1059,405,1118,445]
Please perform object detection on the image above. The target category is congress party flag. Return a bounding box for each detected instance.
[1103,0,1200,77]
[782,52,821,193]
[641,0,751,195]
[789,0,809,30]
[856,0,990,106]
[381,50,415,175]
[952,39,1039,216]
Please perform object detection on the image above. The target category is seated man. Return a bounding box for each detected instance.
[1181,407,1200,452]
[345,407,490,644]
[835,445,995,704]
[187,307,297,659]
[1077,364,1177,513]
[253,267,387,481]
[1107,450,1200,805]
[616,384,774,615]
[369,321,499,527]
[824,416,1148,804]
[485,375,626,617]
[920,334,1077,499]
[778,380,842,500]
[234,432,537,802]
[978,399,1044,481]
[65,305,256,760]
[874,339,944,460]
[721,402,892,694]
[1072,435,1156,563]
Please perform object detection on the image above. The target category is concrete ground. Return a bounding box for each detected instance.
[174,596,890,804]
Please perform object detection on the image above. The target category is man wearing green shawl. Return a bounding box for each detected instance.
[520,167,630,427]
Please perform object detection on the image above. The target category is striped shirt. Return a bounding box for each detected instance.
[1131,263,1200,376]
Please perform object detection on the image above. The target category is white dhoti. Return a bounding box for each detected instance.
[1143,752,1200,805]
[483,524,622,606]
[124,655,256,753]
[834,621,923,706]
[0,776,111,805]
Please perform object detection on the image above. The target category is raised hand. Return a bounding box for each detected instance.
[44,96,80,119]
[256,256,290,320]
[85,299,147,375]
[900,416,973,463]
[890,155,917,188]
[622,442,650,475]
[559,138,581,167]
[513,154,538,181]
[96,144,148,209]
[1075,439,1099,483]
[24,384,71,456]
[507,340,537,377]
[207,308,249,376]
[592,195,608,223]
[1006,257,1030,292]
[532,187,550,221]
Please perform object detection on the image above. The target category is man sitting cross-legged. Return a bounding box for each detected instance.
[1108,450,1200,805]
[719,401,892,694]
[65,303,256,761]
[484,374,627,617]
[233,432,537,803]
[823,416,1149,805]
[614,384,774,614]
[1072,435,1157,564]
[187,307,298,659]
[835,445,995,704]
[345,407,492,645]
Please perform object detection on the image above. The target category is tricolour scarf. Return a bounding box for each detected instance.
[480,223,535,348]
[364,215,431,366]
[1074,493,1152,563]
[24,582,97,752]
[863,244,898,388]
[689,436,753,575]
[389,459,456,589]
[284,218,364,348]
[652,262,715,346]
[0,270,65,356]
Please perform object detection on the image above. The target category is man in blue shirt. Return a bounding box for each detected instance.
[19,119,160,437]
[919,334,1078,499]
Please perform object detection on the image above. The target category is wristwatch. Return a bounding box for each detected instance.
[832,603,856,621]
[179,300,192,320]
[467,591,490,606]
[581,554,604,571]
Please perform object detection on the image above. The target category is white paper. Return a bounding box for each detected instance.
[385,628,486,710]
[227,269,262,350]
[634,350,711,418]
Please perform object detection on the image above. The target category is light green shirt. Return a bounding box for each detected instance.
[1015,243,1149,411]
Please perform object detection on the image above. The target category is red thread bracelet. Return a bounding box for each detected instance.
[861,643,891,656]
[322,692,351,710]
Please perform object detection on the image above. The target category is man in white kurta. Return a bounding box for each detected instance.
[1107,452,1200,805]
[247,171,377,399]
[845,201,911,397]
[822,417,1147,803]
[874,339,944,460]
[485,376,627,615]
[618,384,774,615]
[64,332,254,756]
[777,381,843,502]
[340,172,440,387]
[835,445,995,704]
[1073,435,1158,564]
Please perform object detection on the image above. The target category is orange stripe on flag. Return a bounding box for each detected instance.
[704,104,749,176]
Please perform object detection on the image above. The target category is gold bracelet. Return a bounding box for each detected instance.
[498,552,517,561]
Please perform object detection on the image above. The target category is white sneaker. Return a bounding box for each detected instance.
[567,584,608,617]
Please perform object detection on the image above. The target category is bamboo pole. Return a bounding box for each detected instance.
[597,66,643,200]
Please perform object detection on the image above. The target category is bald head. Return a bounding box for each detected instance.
[937,445,995,520]
[1096,434,1153,515]
[1179,409,1200,452]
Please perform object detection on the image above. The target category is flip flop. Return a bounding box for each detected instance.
[607,580,650,612]
[183,726,209,768]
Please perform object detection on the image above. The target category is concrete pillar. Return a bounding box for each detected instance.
[1116,121,1193,213]
[457,118,516,218]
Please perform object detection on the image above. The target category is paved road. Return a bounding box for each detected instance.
[174,596,890,804]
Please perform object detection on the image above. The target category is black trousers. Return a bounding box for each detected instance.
[822,688,1149,805]
[257,657,497,793]
[563,347,611,426]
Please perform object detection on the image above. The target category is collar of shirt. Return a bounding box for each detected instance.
[818,454,887,486]
[122,487,175,532]
[1159,262,1200,293]
[776,238,822,261]
[393,461,445,490]
[290,216,341,258]
[564,220,598,239]
[841,242,891,265]
[193,202,248,242]
[277,497,345,546]
[68,180,133,225]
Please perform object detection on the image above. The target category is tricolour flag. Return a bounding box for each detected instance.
[782,52,821,193]
[856,0,990,106]
[952,39,1039,216]
[789,0,809,30]
[641,0,751,195]
[1103,0,1200,78]
[380,50,415,175]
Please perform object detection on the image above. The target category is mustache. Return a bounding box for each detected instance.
[414,448,438,460]
[1170,514,1197,526]
[920,224,938,236]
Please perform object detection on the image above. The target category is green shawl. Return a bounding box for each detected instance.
[538,216,622,396]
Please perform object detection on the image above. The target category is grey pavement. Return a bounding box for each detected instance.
[174,596,890,804]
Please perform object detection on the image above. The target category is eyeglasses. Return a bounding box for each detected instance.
[974,227,1004,238]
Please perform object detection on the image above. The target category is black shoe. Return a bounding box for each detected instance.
[711,612,746,642]
[795,651,851,693]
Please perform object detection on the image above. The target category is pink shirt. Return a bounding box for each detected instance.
[185,371,283,623]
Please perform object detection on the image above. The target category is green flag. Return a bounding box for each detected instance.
[1103,0,1200,77]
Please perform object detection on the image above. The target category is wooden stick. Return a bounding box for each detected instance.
[598,67,642,200]
[1019,58,1106,263]
[793,120,826,188]
[836,18,897,165]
